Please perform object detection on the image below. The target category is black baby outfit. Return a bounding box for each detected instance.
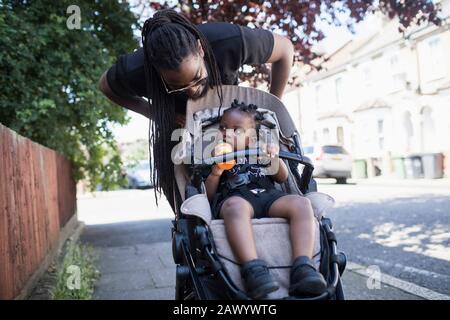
[211,157,286,219]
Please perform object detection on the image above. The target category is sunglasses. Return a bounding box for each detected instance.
[160,59,208,95]
[161,75,208,95]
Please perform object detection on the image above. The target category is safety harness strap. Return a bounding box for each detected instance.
[211,162,277,216]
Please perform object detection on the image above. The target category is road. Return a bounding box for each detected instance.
[78,179,450,299]
[317,179,450,296]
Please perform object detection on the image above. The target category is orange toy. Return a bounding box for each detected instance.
[214,142,236,170]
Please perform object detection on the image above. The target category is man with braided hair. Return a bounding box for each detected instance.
[98,9,294,212]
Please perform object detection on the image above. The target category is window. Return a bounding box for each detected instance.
[427,37,445,80]
[390,55,399,67]
[335,77,343,105]
[393,73,406,89]
[363,67,373,88]
[377,119,384,134]
[323,128,330,144]
[421,107,435,152]
[315,85,322,109]
[322,145,348,154]
[303,146,314,154]
[390,54,406,91]
[337,126,344,145]
[403,112,414,152]
[378,137,385,150]
[377,119,384,150]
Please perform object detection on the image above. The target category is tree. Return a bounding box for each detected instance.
[139,0,441,86]
[0,0,140,190]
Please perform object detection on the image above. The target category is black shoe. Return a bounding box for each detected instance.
[289,256,327,297]
[241,259,279,299]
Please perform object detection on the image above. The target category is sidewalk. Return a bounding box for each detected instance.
[80,222,430,300]
[87,241,175,299]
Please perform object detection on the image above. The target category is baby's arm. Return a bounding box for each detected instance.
[205,165,224,202]
[263,143,289,183]
[270,158,289,183]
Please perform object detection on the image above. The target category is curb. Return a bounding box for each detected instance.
[348,178,450,189]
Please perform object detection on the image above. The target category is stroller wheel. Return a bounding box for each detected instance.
[175,265,197,300]
[335,278,345,300]
[336,251,347,276]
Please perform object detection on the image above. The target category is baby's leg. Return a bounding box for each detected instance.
[267,195,315,258]
[220,196,257,263]
[269,195,326,295]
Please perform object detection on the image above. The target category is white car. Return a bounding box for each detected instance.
[303,145,352,184]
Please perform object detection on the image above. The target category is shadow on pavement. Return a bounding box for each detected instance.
[80,218,173,248]
[327,195,450,295]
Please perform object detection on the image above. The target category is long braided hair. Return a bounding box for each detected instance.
[141,9,223,208]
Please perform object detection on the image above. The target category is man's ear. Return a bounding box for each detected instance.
[197,39,205,58]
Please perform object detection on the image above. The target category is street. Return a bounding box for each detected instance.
[319,179,450,296]
[78,179,450,299]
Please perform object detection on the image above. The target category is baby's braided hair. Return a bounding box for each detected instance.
[224,99,265,129]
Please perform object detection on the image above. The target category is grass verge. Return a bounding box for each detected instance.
[50,240,100,300]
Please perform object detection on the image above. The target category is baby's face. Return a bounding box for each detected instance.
[219,110,257,151]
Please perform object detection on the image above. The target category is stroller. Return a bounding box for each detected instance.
[171,85,346,300]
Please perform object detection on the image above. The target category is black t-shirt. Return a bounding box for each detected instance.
[221,157,273,189]
[106,22,274,114]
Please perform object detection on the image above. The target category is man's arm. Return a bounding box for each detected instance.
[98,71,151,119]
[266,34,295,99]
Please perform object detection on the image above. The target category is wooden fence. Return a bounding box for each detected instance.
[0,123,77,299]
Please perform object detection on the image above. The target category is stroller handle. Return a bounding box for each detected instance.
[199,148,314,168]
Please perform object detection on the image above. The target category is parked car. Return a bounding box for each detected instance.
[125,160,153,189]
[303,145,352,184]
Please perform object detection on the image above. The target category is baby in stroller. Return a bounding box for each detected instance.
[204,100,327,299]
